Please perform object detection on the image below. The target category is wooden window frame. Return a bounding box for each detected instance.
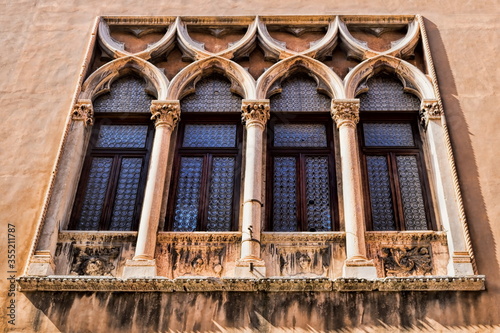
[358,111,435,231]
[69,114,154,231]
[165,112,243,231]
[266,112,339,232]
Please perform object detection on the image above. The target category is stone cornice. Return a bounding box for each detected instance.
[150,101,180,128]
[331,99,360,127]
[241,100,270,127]
[71,100,94,126]
[17,275,485,292]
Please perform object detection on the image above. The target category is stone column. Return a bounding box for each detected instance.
[27,100,94,276]
[235,100,270,278]
[123,101,180,278]
[331,99,377,279]
[420,100,475,276]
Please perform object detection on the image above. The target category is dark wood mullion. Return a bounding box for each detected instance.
[100,155,122,230]
[388,152,406,231]
[198,154,212,231]
[359,153,374,231]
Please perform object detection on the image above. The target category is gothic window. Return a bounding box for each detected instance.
[165,74,243,231]
[358,74,433,231]
[69,76,154,231]
[267,73,338,231]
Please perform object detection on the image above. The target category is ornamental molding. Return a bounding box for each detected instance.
[71,100,94,126]
[17,275,485,292]
[380,246,433,277]
[241,100,270,126]
[331,99,360,127]
[156,232,241,244]
[58,231,138,244]
[419,100,442,129]
[261,232,345,243]
[150,101,180,128]
[365,231,447,245]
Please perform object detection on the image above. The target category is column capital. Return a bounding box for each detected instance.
[150,100,180,128]
[331,99,360,128]
[419,100,442,129]
[72,99,94,126]
[241,99,270,127]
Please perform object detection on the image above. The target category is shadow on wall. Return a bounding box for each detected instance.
[22,291,491,332]
[424,18,498,292]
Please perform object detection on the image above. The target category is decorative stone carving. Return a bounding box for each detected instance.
[331,99,360,127]
[72,100,94,126]
[150,101,180,127]
[278,247,330,277]
[380,246,432,277]
[241,100,270,126]
[419,100,442,129]
[365,231,448,245]
[70,247,120,276]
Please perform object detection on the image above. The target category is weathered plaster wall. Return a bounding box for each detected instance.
[0,0,499,331]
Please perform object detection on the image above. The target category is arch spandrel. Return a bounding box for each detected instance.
[167,56,256,100]
[80,56,169,101]
[256,55,345,100]
[344,55,435,100]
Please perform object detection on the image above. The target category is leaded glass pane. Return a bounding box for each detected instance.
[363,123,414,147]
[273,124,327,147]
[396,155,428,230]
[183,124,237,148]
[109,158,143,231]
[96,125,148,148]
[271,73,330,112]
[93,76,153,113]
[305,157,332,231]
[77,158,113,230]
[273,157,298,231]
[172,157,203,231]
[206,157,235,231]
[366,156,396,231]
[181,74,242,112]
[359,75,421,111]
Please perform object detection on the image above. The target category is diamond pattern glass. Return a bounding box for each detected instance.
[274,124,327,147]
[109,158,143,231]
[183,124,237,148]
[271,73,330,112]
[206,157,235,231]
[366,156,396,231]
[363,123,414,147]
[93,76,153,113]
[305,157,332,231]
[396,155,428,230]
[172,157,203,231]
[96,125,148,148]
[77,158,113,230]
[359,75,421,111]
[181,74,242,112]
[273,157,298,231]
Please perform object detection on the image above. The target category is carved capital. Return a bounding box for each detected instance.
[331,99,360,127]
[72,99,94,126]
[419,100,442,129]
[241,100,270,127]
[150,101,180,128]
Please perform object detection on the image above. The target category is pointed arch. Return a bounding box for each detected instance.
[344,55,436,100]
[256,55,345,100]
[79,56,169,100]
[167,56,256,100]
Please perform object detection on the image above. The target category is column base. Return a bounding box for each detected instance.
[447,254,475,276]
[234,257,266,278]
[27,253,55,276]
[123,259,157,278]
[342,258,377,279]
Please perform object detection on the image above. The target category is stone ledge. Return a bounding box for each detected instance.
[17,275,485,292]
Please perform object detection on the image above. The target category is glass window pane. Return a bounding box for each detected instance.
[77,157,113,230]
[305,156,332,231]
[274,124,327,147]
[366,156,396,231]
[93,76,153,113]
[359,74,421,111]
[206,157,235,231]
[183,124,237,148]
[109,158,143,231]
[273,157,298,231]
[363,123,414,147]
[396,155,428,230]
[96,125,148,148]
[172,157,204,231]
